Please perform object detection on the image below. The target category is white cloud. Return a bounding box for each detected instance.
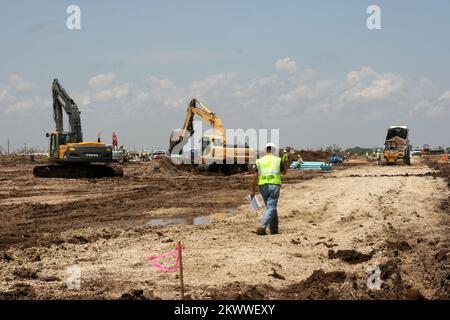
[148,76,175,90]
[190,73,237,97]
[438,90,450,101]
[80,93,92,106]
[8,74,33,91]
[275,57,298,74]
[94,82,132,102]
[0,75,46,115]
[339,67,403,104]
[88,73,116,87]
[5,99,34,114]
[0,89,16,104]
[409,100,444,117]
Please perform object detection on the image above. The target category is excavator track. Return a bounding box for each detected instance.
[33,164,123,179]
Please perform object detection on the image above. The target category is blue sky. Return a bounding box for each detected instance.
[1,1,449,151]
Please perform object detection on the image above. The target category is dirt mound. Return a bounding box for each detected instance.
[0,283,36,300]
[119,289,158,300]
[371,259,425,300]
[204,270,348,300]
[205,282,273,300]
[145,157,233,176]
[386,240,412,251]
[427,162,450,181]
[328,249,373,264]
[13,267,38,280]
[64,228,122,245]
[145,157,186,175]
[293,150,331,162]
[279,270,347,299]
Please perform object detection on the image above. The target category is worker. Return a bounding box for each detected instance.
[251,143,287,235]
[112,132,118,150]
[297,153,303,164]
[281,150,289,163]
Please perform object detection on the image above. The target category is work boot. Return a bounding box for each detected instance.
[256,227,266,236]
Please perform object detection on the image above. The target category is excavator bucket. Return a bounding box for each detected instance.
[33,164,123,179]
[169,128,191,155]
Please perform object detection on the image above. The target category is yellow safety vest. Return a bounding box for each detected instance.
[256,155,282,185]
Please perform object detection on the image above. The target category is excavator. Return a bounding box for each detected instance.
[169,98,256,174]
[33,79,123,178]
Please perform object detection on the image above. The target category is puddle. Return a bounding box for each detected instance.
[147,209,234,226]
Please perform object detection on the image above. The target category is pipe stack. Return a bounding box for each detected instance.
[290,161,333,171]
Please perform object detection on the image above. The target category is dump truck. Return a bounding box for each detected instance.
[380,125,411,165]
[169,98,256,174]
[33,79,123,178]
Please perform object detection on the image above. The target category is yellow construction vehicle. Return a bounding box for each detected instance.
[33,79,123,178]
[169,98,256,174]
[380,126,411,165]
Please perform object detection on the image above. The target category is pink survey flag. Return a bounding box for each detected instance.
[148,243,182,272]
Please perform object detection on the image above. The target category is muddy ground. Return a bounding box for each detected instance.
[0,157,448,300]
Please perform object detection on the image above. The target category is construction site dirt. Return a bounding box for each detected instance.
[0,157,449,300]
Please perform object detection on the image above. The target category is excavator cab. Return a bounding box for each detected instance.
[48,132,59,159]
[46,132,69,160]
[201,136,225,156]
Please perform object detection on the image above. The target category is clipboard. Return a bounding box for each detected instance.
[249,195,262,210]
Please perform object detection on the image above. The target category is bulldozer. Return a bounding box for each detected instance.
[33,79,123,178]
[169,98,256,174]
[379,125,411,165]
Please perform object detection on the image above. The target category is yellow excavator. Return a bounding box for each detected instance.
[33,79,123,178]
[169,98,256,174]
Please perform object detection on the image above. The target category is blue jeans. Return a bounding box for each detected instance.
[259,184,280,233]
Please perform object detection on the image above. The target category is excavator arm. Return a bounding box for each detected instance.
[52,79,83,143]
[169,98,225,154]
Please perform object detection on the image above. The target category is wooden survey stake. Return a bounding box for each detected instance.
[178,241,185,300]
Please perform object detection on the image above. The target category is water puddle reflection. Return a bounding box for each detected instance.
[147,209,234,226]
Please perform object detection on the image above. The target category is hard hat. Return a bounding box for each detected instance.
[283,150,287,153]
[265,142,276,149]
